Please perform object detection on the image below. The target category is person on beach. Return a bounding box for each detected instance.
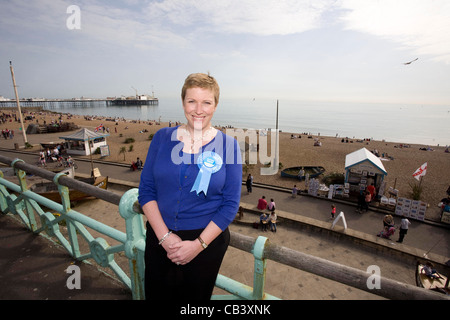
[257,195,267,210]
[138,73,242,300]
[396,215,411,243]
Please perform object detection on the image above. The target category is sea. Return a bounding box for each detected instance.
[43,97,450,146]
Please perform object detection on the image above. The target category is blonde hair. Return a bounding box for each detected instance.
[181,73,220,105]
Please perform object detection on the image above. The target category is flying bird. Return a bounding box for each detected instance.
[403,58,418,65]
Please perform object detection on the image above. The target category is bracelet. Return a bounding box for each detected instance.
[158,231,172,245]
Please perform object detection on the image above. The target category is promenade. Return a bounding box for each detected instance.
[0,147,449,300]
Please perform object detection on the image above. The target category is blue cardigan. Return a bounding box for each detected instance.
[138,126,242,231]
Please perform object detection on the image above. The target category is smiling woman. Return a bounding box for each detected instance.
[180,73,220,152]
[138,72,242,300]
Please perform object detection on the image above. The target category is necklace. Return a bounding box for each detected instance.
[179,126,215,152]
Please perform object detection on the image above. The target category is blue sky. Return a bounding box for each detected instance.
[1,0,450,105]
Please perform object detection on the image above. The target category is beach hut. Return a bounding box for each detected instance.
[59,128,109,156]
[345,148,387,195]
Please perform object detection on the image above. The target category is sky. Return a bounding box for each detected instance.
[1,0,450,105]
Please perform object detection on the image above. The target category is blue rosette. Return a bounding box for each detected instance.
[191,151,223,196]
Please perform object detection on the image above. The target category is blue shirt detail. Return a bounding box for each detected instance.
[138,126,242,231]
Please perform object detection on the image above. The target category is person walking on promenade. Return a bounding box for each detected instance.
[269,211,277,232]
[330,204,336,219]
[356,191,365,213]
[364,191,371,212]
[397,215,411,243]
[257,196,267,210]
[138,73,242,300]
[246,173,253,194]
[292,185,298,198]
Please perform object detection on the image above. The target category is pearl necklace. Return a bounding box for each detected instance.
[179,126,215,152]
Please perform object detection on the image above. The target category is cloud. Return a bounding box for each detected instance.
[144,0,334,36]
[0,0,188,51]
[338,0,450,63]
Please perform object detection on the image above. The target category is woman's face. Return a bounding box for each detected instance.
[182,87,217,132]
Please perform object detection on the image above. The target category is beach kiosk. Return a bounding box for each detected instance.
[344,148,387,196]
[59,128,109,156]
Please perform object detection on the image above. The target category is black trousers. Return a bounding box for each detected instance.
[144,222,230,300]
[398,228,408,242]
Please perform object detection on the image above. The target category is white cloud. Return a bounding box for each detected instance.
[145,0,334,36]
[338,0,450,63]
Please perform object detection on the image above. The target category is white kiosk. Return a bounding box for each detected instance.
[59,128,109,156]
[344,148,387,196]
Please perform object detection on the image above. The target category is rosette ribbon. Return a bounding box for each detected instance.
[191,151,223,196]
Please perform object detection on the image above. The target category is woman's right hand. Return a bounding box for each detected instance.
[161,232,183,255]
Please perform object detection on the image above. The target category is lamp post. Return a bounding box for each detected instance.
[273,100,279,173]
[9,61,28,146]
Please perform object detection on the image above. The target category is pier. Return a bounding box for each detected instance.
[0,97,158,109]
[107,98,158,106]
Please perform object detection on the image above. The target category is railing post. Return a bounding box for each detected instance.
[0,170,7,212]
[53,172,81,258]
[252,236,269,300]
[12,159,37,232]
[118,188,146,300]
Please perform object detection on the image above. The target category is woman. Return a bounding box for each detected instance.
[138,73,242,300]
[268,198,276,212]
[383,214,394,228]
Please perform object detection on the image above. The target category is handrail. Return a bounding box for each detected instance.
[0,154,448,300]
[0,154,122,205]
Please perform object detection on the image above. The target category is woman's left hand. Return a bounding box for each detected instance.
[167,240,203,265]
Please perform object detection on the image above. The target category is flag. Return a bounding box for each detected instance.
[95,124,103,132]
[412,162,427,181]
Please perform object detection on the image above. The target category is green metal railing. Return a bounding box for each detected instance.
[0,155,279,300]
[0,155,447,300]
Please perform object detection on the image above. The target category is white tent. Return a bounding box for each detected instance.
[345,147,387,194]
[59,128,109,156]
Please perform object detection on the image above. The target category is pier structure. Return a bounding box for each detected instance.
[0,97,158,109]
[107,98,158,106]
